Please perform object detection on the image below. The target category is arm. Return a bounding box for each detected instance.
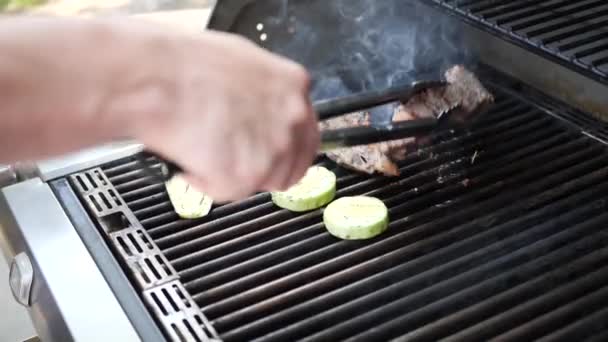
[0,17,319,201]
[0,17,179,161]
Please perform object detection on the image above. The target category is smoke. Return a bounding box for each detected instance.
[247,0,474,123]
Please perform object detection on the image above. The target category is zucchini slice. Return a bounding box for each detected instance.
[323,196,389,240]
[165,175,213,219]
[271,166,337,212]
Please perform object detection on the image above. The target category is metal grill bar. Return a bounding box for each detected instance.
[186,138,590,306]
[495,282,608,342]
[160,105,546,256]
[205,156,608,338]
[335,232,608,342]
[184,137,592,309]
[214,174,608,341]
[353,240,608,342]
[444,263,608,341]
[166,116,557,272]
[173,121,569,284]
[432,0,608,79]
[85,74,608,341]
[147,103,541,253]
[539,306,608,342]
[123,96,523,241]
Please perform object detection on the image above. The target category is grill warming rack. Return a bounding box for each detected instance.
[66,67,608,341]
[432,0,608,84]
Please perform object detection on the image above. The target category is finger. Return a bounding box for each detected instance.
[260,92,302,191]
[191,131,249,202]
[279,146,298,190]
[282,76,317,188]
[262,144,294,192]
[159,143,233,202]
[283,126,308,188]
[181,161,240,203]
[231,129,264,198]
[194,165,251,203]
[180,173,210,196]
[253,115,290,191]
[287,104,320,187]
[241,115,282,197]
[180,172,233,203]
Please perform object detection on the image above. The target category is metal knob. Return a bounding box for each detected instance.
[9,252,34,307]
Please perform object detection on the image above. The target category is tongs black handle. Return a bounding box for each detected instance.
[317,80,446,151]
[320,118,437,152]
[316,80,446,120]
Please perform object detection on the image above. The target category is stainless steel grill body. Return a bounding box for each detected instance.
[3,1,608,341]
[0,179,142,341]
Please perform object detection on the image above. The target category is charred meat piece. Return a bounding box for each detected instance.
[319,111,406,176]
[319,65,494,176]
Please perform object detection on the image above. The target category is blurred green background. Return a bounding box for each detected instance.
[0,0,46,11]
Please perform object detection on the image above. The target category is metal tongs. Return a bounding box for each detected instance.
[140,80,452,181]
[316,80,449,151]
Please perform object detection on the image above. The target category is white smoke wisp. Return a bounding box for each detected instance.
[262,0,475,121]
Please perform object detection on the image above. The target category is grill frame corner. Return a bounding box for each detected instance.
[67,168,220,342]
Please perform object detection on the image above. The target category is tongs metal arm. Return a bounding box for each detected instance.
[316,80,446,151]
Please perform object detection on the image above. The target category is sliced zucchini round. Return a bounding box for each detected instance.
[323,196,389,240]
[271,166,337,212]
[165,175,213,219]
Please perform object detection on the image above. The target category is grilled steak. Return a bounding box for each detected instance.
[320,65,494,176]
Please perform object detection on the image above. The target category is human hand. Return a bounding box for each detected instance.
[128,30,319,202]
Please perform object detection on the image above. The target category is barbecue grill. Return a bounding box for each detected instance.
[3,1,608,341]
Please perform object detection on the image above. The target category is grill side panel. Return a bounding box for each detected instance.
[68,169,220,342]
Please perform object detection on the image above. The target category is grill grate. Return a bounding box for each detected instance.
[430,0,608,83]
[75,72,608,341]
[69,167,220,342]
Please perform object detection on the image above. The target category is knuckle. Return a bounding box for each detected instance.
[273,132,292,155]
[205,180,232,201]
[280,62,310,92]
[285,96,309,123]
[268,173,287,191]
[234,162,252,185]
[248,159,270,189]
[231,34,256,48]
[272,125,289,142]
[290,64,311,87]
[308,126,321,155]
[274,140,290,156]
[290,167,307,186]
[251,168,266,186]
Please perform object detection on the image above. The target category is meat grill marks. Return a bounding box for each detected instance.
[320,111,405,176]
[320,65,494,176]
